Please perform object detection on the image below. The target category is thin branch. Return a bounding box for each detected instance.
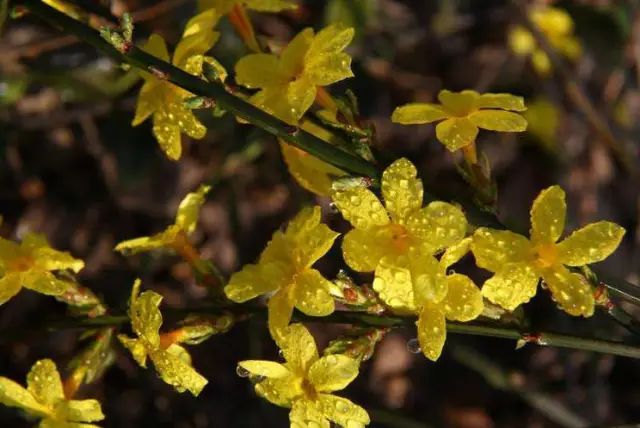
[49,305,640,360]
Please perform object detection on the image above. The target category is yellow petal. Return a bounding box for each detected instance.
[293,269,335,317]
[33,247,84,273]
[23,272,69,297]
[532,6,574,35]
[130,288,163,348]
[373,254,416,311]
[114,227,179,255]
[0,377,49,416]
[0,273,23,305]
[469,110,528,132]
[443,274,483,321]
[286,77,317,120]
[530,185,566,244]
[280,141,346,196]
[174,31,219,70]
[268,288,295,340]
[275,323,319,374]
[238,361,291,379]
[308,354,358,392]
[435,117,479,151]
[150,349,208,396]
[225,263,282,302]
[416,302,446,361]
[531,49,552,75]
[118,335,148,367]
[440,237,472,270]
[57,399,104,423]
[250,86,298,124]
[557,222,625,266]
[152,114,183,161]
[305,52,353,86]
[341,228,387,272]
[290,399,330,428]
[408,250,447,304]
[391,103,449,124]
[21,233,49,250]
[477,93,527,111]
[142,34,170,63]
[470,228,531,273]
[27,359,64,408]
[175,184,211,233]
[438,89,479,115]
[174,99,208,140]
[381,158,423,222]
[281,28,314,77]
[132,80,161,126]
[235,54,286,88]
[331,187,389,230]
[481,262,539,311]
[317,394,370,427]
[308,24,354,55]
[255,376,298,407]
[0,237,20,261]
[284,206,339,268]
[405,201,467,252]
[542,266,594,317]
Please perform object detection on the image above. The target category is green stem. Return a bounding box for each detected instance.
[50,305,640,360]
[19,0,380,179]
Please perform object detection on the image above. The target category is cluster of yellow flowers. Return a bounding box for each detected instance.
[1,2,622,428]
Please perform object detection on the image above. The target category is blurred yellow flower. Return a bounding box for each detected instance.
[509,6,582,75]
[392,90,527,152]
[198,0,297,14]
[118,279,208,396]
[0,232,83,306]
[43,0,81,18]
[132,10,226,160]
[471,186,625,317]
[523,97,559,152]
[0,359,104,427]
[235,24,355,124]
[331,158,476,360]
[224,206,339,337]
[115,184,210,255]
[238,323,369,428]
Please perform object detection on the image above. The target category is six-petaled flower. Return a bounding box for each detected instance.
[392,90,527,152]
[471,185,625,316]
[0,359,105,427]
[235,24,355,124]
[238,323,370,428]
[118,279,208,396]
[224,206,339,338]
[0,233,83,306]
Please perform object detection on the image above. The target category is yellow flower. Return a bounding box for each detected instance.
[415,237,483,361]
[235,24,355,124]
[198,0,297,14]
[115,184,210,255]
[132,10,226,160]
[279,114,347,195]
[238,323,369,428]
[0,359,104,427]
[523,97,559,152]
[470,186,625,317]
[331,158,477,360]
[224,206,339,337]
[509,6,582,75]
[392,90,527,152]
[117,279,208,396]
[0,233,83,306]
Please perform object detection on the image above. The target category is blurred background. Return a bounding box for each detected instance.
[1,0,640,426]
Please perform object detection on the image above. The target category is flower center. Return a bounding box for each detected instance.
[387,223,411,254]
[532,242,558,269]
[8,255,34,272]
[300,378,318,400]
